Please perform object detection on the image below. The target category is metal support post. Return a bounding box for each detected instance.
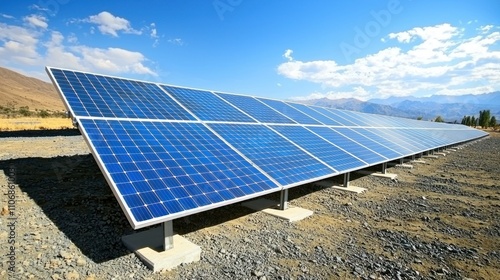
[399,158,404,164]
[343,172,350,188]
[381,162,387,174]
[279,189,289,210]
[163,220,174,251]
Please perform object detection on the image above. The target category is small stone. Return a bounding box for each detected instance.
[64,270,79,280]
[1,206,8,215]
[76,258,87,267]
[51,274,61,280]
[252,271,264,277]
[59,250,72,260]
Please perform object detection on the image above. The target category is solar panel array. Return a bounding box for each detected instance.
[46,67,488,229]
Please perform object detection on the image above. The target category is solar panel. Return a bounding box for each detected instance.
[285,102,345,126]
[215,92,296,124]
[309,126,387,164]
[50,69,195,120]
[209,123,335,186]
[80,118,279,227]
[332,127,403,159]
[256,98,322,125]
[311,106,358,126]
[161,85,256,122]
[270,125,367,172]
[46,66,489,229]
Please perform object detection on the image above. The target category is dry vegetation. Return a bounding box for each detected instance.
[0,118,73,131]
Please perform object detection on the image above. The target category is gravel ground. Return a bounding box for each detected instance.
[0,130,499,280]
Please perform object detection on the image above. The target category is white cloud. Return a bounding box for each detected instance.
[150,23,158,38]
[0,18,157,79]
[24,14,48,29]
[479,25,494,33]
[85,11,141,37]
[283,49,293,61]
[168,38,184,46]
[1,14,15,19]
[279,23,500,101]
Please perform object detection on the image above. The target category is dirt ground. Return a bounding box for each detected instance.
[0,130,499,280]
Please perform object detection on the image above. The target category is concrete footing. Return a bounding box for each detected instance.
[434,152,447,156]
[388,162,413,169]
[122,227,201,272]
[314,180,367,193]
[422,155,439,159]
[410,160,426,164]
[356,170,398,180]
[395,164,414,169]
[241,198,313,222]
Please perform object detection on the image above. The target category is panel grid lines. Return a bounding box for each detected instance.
[46,67,489,229]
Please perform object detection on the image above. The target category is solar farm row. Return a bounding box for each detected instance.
[47,67,488,229]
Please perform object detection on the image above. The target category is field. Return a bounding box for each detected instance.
[0,131,498,279]
[0,118,73,131]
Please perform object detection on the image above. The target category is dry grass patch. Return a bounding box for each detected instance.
[0,117,73,131]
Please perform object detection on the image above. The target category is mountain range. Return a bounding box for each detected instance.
[296,92,500,122]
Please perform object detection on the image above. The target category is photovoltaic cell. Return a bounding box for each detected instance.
[161,85,256,122]
[216,92,296,124]
[332,127,403,160]
[49,68,195,120]
[286,102,344,126]
[256,98,322,125]
[80,119,278,226]
[308,126,386,164]
[310,106,356,126]
[356,128,415,155]
[271,125,367,172]
[209,123,334,186]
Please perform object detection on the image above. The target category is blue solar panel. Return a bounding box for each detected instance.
[375,129,430,152]
[286,102,344,126]
[356,128,415,155]
[161,85,256,122]
[48,68,195,120]
[216,92,296,124]
[308,126,387,164]
[327,109,368,126]
[332,127,403,160]
[271,125,367,172]
[257,98,322,125]
[209,124,334,186]
[310,106,356,126]
[47,67,489,230]
[80,119,278,227]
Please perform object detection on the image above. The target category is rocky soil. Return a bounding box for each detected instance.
[0,130,499,280]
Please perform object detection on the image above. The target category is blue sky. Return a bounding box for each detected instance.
[1,0,499,101]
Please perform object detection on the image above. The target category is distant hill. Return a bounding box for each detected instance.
[0,67,64,111]
[299,98,417,118]
[295,92,500,122]
[370,92,500,106]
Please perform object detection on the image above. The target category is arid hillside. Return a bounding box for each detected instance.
[0,67,65,111]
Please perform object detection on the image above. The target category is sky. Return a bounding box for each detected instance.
[1,0,499,101]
